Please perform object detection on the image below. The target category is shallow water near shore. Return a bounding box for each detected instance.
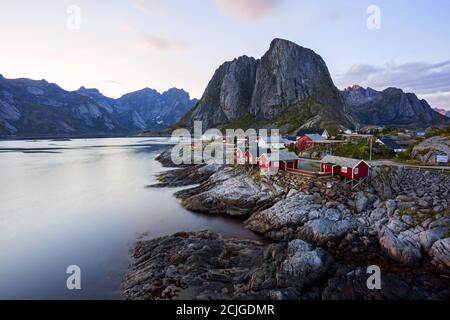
[0,137,263,300]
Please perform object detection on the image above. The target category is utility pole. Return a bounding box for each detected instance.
[369,136,373,161]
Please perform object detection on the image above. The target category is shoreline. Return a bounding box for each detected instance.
[123,148,450,300]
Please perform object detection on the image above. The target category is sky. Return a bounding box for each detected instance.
[0,0,449,110]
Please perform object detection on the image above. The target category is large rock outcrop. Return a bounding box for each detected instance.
[122,231,333,300]
[186,56,259,129]
[250,39,347,120]
[175,167,285,215]
[180,39,354,133]
[123,231,449,300]
[411,136,450,164]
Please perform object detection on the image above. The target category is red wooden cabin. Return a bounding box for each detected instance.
[259,152,299,171]
[321,155,370,180]
[245,150,259,165]
[297,134,325,151]
[236,147,246,165]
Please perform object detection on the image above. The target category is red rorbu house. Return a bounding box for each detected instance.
[236,147,262,166]
[320,155,370,180]
[259,151,299,172]
[236,147,246,165]
[245,149,260,166]
[297,134,325,151]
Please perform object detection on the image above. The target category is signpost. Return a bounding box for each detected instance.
[437,155,449,163]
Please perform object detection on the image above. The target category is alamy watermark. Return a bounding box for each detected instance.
[66,5,81,30]
[367,265,382,290]
[170,121,284,175]
[66,265,81,290]
[367,5,381,30]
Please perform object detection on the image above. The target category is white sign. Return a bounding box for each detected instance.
[436,155,449,163]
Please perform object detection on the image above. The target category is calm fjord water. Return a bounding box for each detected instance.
[0,138,261,299]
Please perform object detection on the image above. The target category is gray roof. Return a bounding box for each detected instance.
[296,128,327,137]
[265,151,299,162]
[305,134,325,142]
[321,155,369,168]
[379,137,403,150]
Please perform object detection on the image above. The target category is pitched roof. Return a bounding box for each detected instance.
[379,137,403,150]
[321,155,369,168]
[243,148,272,157]
[305,134,325,142]
[296,128,326,137]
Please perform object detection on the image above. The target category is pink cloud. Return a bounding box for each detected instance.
[142,35,188,50]
[215,0,282,22]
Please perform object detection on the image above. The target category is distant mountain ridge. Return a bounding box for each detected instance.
[434,107,450,118]
[0,74,197,137]
[342,85,450,128]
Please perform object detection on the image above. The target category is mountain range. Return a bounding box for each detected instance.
[177,39,449,134]
[1,38,449,137]
[0,74,197,137]
[342,85,449,127]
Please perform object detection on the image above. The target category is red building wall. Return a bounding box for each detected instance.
[259,155,270,169]
[353,162,370,179]
[286,160,299,170]
[321,163,333,173]
[245,151,258,165]
[337,166,353,179]
[321,161,370,180]
[236,149,245,165]
[297,136,314,151]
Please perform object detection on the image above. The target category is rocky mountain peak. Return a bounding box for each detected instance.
[254,38,345,119]
[162,88,190,101]
[342,85,383,106]
[77,86,103,97]
[182,38,353,132]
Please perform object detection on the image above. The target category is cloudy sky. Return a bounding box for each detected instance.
[1,0,449,110]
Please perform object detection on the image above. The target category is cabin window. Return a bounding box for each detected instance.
[354,167,359,175]
[341,167,348,173]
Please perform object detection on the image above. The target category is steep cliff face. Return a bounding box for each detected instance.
[343,86,450,128]
[250,39,345,119]
[187,56,259,128]
[181,39,354,133]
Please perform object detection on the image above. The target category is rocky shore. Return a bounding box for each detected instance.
[124,148,450,300]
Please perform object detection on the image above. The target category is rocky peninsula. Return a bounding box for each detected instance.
[123,149,450,300]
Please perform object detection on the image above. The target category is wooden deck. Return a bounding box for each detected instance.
[286,168,319,177]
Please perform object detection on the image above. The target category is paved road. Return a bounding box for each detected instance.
[369,160,450,171]
[298,157,450,171]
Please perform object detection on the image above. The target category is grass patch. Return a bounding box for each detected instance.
[426,126,450,138]
[305,140,394,161]
[222,114,269,131]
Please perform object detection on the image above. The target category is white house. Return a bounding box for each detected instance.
[296,128,330,140]
[258,137,288,150]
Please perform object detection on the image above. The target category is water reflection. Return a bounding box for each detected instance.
[0,138,262,300]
